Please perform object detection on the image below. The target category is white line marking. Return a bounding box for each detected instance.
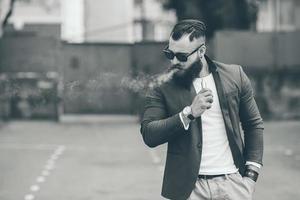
[47,159,55,165]
[36,176,45,183]
[54,145,66,155]
[58,145,66,151]
[24,194,35,200]
[42,170,50,176]
[45,163,55,170]
[22,145,66,200]
[30,185,40,192]
[50,154,59,160]
[54,151,63,156]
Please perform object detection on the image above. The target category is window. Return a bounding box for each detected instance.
[279,0,296,31]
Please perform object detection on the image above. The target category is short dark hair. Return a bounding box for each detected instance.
[170,19,206,41]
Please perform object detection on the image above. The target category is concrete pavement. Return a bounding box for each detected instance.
[0,116,163,200]
[0,116,299,200]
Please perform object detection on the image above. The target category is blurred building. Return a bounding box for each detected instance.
[61,0,134,43]
[61,0,176,43]
[1,0,61,38]
[133,0,176,42]
[4,0,176,42]
[0,0,11,37]
[5,0,61,29]
[257,0,300,32]
[0,0,177,117]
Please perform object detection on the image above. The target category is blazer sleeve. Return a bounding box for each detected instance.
[238,66,264,165]
[140,86,186,148]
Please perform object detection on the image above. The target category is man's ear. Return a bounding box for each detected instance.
[198,45,206,58]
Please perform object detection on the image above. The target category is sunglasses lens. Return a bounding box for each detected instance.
[163,49,189,62]
[176,54,188,62]
[164,51,174,60]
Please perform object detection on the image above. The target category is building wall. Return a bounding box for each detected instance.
[213,30,300,68]
[257,0,300,32]
[61,0,175,43]
[295,1,300,28]
[0,32,61,119]
[61,43,134,113]
[9,0,175,42]
[133,0,176,42]
[4,23,61,39]
[0,36,59,72]
[84,0,134,43]
[1,29,300,118]
[132,42,168,75]
[61,0,84,43]
[8,0,61,29]
[214,30,300,119]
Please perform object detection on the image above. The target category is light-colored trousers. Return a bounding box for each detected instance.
[187,172,256,200]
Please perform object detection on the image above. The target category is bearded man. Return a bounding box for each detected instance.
[140,19,264,200]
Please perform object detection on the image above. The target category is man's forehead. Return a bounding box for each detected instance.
[169,34,204,52]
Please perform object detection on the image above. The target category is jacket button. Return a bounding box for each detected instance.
[197,143,202,148]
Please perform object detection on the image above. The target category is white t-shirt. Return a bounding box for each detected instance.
[193,74,238,175]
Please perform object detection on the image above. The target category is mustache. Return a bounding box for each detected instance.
[168,64,183,71]
[172,60,202,89]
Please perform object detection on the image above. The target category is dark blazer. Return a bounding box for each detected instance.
[140,56,264,200]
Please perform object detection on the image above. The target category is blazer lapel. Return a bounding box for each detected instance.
[207,56,231,127]
[212,62,243,169]
[212,69,230,123]
[211,61,234,138]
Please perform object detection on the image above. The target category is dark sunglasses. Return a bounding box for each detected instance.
[163,44,204,62]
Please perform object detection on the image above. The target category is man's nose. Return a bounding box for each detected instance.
[171,57,180,65]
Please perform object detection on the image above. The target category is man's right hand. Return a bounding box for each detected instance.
[190,88,213,118]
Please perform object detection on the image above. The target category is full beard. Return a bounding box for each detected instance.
[172,59,203,89]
